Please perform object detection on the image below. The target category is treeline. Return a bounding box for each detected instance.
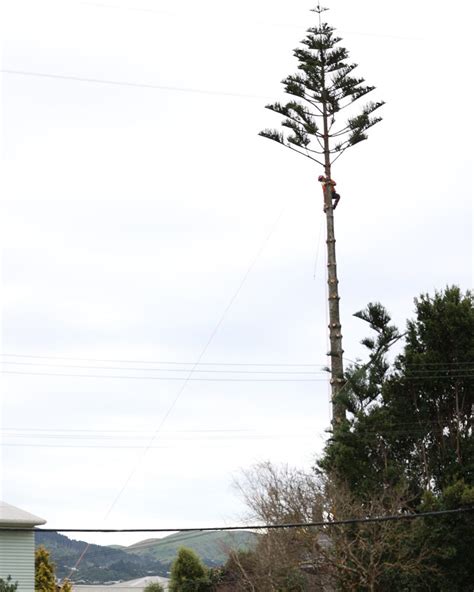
[35,532,169,583]
[205,286,474,591]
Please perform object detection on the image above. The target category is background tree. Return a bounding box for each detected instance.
[228,287,474,590]
[143,582,164,592]
[169,547,210,592]
[35,545,73,592]
[231,463,328,591]
[322,479,436,592]
[384,287,474,492]
[0,577,18,592]
[59,581,72,592]
[319,286,474,590]
[35,546,56,592]
[229,462,433,591]
[321,287,474,498]
[260,4,384,424]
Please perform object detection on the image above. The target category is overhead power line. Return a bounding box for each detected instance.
[0,353,327,367]
[3,369,474,381]
[78,0,422,40]
[1,69,269,99]
[1,369,328,381]
[4,359,474,376]
[1,361,327,375]
[3,353,471,369]
[0,427,253,433]
[3,506,472,533]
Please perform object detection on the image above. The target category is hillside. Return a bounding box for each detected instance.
[35,532,168,584]
[35,530,257,583]
[125,530,258,568]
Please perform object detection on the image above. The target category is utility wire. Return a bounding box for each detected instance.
[1,361,327,374]
[1,69,269,99]
[61,206,286,577]
[3,353,471,369]
[77,0,422,40]
[1,431,313,440]
[4,506,472,533]
[312,211,325,280]
[3,424,470,448]
[0,354,327,367]
[0,427,253,433]
[103,206,287,520]
[4,369,473,381]
[1,370,328,381]
[2,417,459,432]
[4,359,473,377]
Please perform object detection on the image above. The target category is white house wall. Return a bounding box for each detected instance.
[0,531,35,592]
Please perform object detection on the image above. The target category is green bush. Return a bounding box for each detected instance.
[143,582,165,592]
[0,576,18,592]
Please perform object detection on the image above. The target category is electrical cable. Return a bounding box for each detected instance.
[104,206,287,520]
[0,353,327,367]
[1,369,329,381]
[58,205,287,577]
[0,427,253,433]
[4,367,472,380]
[3,506,472,533]
[1,69,269,99]
[312,211,324,280]
[3,353,471,369]
[1,361,328,374]
[76,0,423,40]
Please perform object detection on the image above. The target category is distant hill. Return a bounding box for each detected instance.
[35,532,168,584]
[125,530,258,568]
[35,530,257,584]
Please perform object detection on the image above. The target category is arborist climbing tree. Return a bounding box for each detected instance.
[259,4,384,425]
[318,175,340,210]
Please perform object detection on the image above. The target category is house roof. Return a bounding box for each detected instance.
[0,501,47,527]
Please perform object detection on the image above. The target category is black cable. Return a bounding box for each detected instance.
[4,506,472,533]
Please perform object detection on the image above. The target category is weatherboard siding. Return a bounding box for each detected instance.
[0,531,35,592]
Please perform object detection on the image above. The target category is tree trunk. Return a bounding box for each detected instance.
[322,102,345,425]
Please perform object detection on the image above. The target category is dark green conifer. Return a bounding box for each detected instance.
[260,4,384,424]
[169,547,210,592]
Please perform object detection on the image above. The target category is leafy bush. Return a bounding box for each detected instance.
[143,582,165,592]
[0,576,18,592]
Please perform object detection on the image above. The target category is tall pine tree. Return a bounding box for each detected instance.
[260,4,384,424]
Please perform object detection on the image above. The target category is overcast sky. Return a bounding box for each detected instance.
[0,0,472,548]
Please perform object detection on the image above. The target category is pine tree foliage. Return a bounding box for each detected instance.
[259,5,384,164]
[169,547,210,592]
[0,577,18,592]
[35,546,57,592]
[60,580,72,592]
[320,287,474,496]
[317,286,474,590]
